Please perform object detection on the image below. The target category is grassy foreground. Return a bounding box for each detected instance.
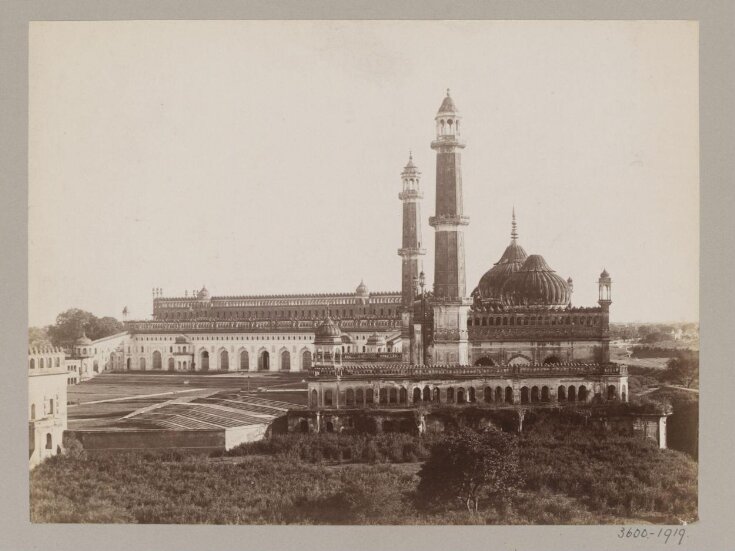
[31,426,697,525]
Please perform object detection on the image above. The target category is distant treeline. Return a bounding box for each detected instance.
[631,347,699,360]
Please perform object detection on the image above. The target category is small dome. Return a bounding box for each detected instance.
[600,269,610,279]
[366,332,386,347]
[355,280,369,297]
[500,255,571,307]
[437,89,458,114]
[197,286,210,299]
[75,333,92,346]
[314,316,342,345]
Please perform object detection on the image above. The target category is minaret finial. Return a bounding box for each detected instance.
[511,207,518,241]
[446,88,451,97]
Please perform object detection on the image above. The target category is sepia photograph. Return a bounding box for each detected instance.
[26,20,699,527]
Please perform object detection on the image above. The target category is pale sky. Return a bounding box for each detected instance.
[29,20,698,326]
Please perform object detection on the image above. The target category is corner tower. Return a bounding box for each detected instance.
[429,90,471,365]
[398,153,426,363]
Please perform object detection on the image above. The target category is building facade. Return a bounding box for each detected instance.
[29,347,68,468]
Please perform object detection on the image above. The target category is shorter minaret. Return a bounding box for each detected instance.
[397,152,426,363]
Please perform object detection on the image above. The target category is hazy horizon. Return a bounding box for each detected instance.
[29,21,699,327]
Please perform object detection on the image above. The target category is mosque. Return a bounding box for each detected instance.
[87,90,626,417]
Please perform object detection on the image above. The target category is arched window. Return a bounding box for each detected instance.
[45,433,52,449]
[280,350,290,371]
[30,359,35,369]
[456,388,465,404]
[578,385,588,402]
[152,351,162,370]
[607,385,617,400]
[521,387,530,404]
[495,387,503,402]
[126,358,131,370]
[423,385,431,402]
[389,388,398,404]
[531,386,539,403]
[468,387,476,403]
[219,350,229,370]
[240,350,249,370]
[379,388,388,404]
[346,388,355,406]
[413,387,421,403]
[168,357,175,371]
[399,387,407,404]
[557,385,566,401]
[541,386,550,402]
[366,388,374,404]
[356,388,364,405]
[302,350,312,370]
[200,351,209,371]
[324,389,333,406]
[484,387,492,403]
[258,350,269,371]
[39,358,44,369]
[505,386,514,404]
[311,389,318,408]
[446,387,454,403]
[433,387,440,402]
[568,386,577,402]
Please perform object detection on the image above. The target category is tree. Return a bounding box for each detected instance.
[417,427,521,513]
[46,309,123,348]
[28,326,52,348]
[663,356,699,388]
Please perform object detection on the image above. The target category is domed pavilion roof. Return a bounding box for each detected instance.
[314,316,342,346]
[473,210,528,302]
[500,255,571,307]
[437,89,458,114]
[197,285,210,300]
[75,332,92,346]
[355,279,369,297]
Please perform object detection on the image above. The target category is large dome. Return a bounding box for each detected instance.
[500,255,571,307]
[473,211,527,302]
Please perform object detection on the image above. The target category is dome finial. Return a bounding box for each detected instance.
[511,207,518,241]
[446,88,451,97]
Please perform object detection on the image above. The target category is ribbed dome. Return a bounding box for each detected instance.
[500,255,571,307]
[75,332,92,346]
[473,210,527,302]
[314,317,342,345]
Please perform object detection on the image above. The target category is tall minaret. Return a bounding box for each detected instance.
[429,90,471,365]
[397,153,426,363]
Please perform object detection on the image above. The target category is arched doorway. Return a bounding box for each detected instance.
[578,385,588,402]
[568,385,576,402]
[168,357,175,371]
[413,387,421,403]
[541,386,550,402]
[126,358,131,370]
[474,356,495,366]
[558,385,566,401]
[505,386,513,404]
[432,387,440,402]
[152,351,162,370]
[302,350,312,370]
[139,357,146,370]
[423,385,431,402]
[446,387,455,403]
[281,350,291,371]
[607,385,617,400]
[200,350,209,371]
[356,388,364,405]
[258,350,270,371]
[495,387,503,402]
[240,350,249,371]
[220,350,229,370]
[484,387,492,403]
[531,386,540,403]
[521,387,530,404]
[543,355,562,365]
[457,388,466,404]
[468,387,476,403]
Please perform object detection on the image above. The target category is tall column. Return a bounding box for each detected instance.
[429,90,471,365]
[398,153,426,363]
